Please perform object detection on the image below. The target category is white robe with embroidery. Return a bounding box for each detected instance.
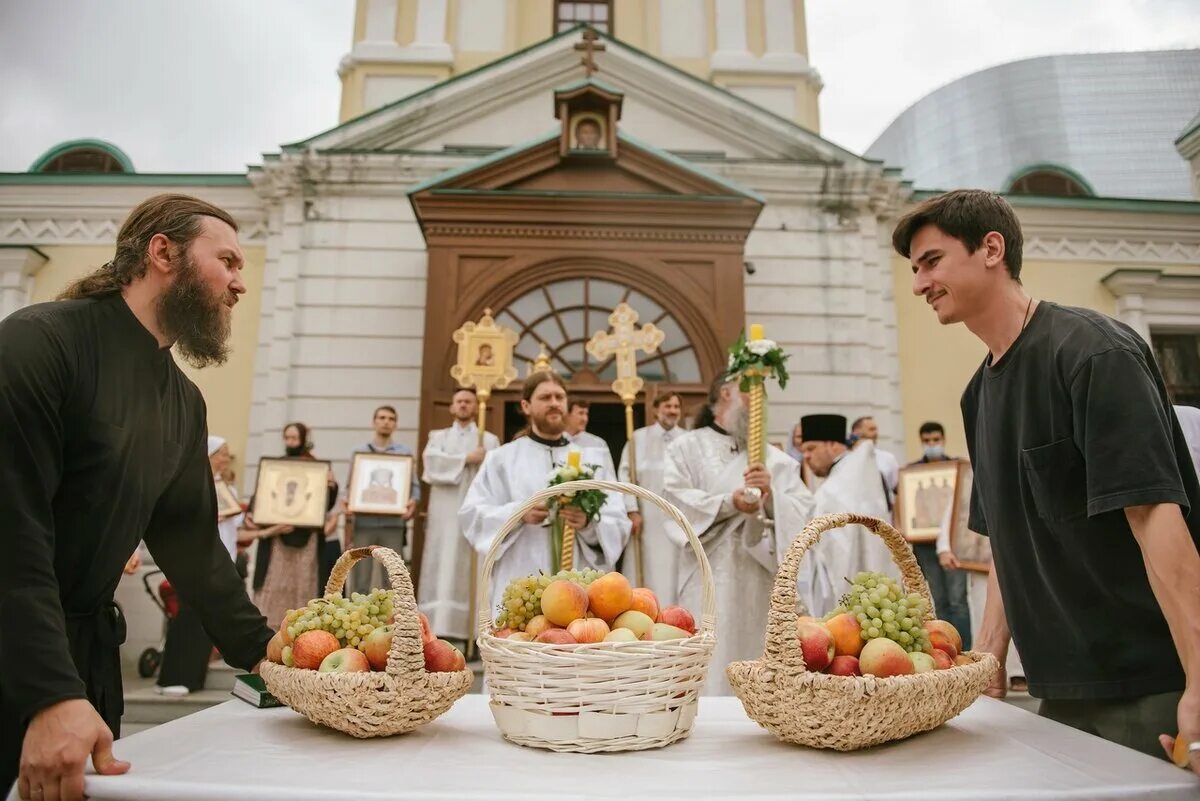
[663,427,816,695]
[460,436,631,620]
[618,422,684,604]
[419,422,500,639]
[801,441,901,617]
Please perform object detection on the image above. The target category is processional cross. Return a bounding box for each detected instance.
[586,303,664,585]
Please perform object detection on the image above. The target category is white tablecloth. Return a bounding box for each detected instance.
[61,695,1196,800]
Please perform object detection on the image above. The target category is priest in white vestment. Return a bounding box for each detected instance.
[419,388,500,641]
[460,372,631,616]
[663,378,815,695]
[618,391,685,604]
[796,414,900,617]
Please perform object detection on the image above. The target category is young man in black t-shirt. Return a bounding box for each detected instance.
[893,189,1200,772]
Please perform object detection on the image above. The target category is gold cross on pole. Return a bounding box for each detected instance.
[574,28,606,78]
[586,303,664,587]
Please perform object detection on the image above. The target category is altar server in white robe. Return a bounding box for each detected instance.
[618,391,685,604]
[460,372,631,615]
[663,377,815,695]
[796,414,900,617]
[419,387,500,641]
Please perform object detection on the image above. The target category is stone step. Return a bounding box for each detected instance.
[122,687,230,726]
[204,661,239,691]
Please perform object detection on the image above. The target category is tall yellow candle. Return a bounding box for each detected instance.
[749,323,764,341]
[567,450,581,469]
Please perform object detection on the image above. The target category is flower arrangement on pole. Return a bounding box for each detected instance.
[545,449,608,572]
[726,324,790,500]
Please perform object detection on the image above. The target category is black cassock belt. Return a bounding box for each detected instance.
[64,601,127,734]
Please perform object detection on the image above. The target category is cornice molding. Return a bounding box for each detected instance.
[1025,236,1200,265]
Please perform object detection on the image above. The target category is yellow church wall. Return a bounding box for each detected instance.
[893,252,1200,462]
[612,0,648,49]
[745,0,766,58]
[30,245,266,494]
[514,0,553,48]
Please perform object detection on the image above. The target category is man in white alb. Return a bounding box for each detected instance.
[618,392,685,604]
[460,372,631,614]
[663,377,815,695]
[419,388,500,643]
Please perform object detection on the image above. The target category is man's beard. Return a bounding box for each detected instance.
[158,252,231,368]
[531,409,565,437]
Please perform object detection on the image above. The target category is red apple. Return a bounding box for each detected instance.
[931,648,954,670]
[418,611,435,645]
[423,638,466,672]
[318,647,371,673]
[362,624,395,671]
[291,630,340,670]
[535,628,577,644]
[567,617,610,643]
[657,606,696,634]
[796,621,835,671]
[827,655,861,676]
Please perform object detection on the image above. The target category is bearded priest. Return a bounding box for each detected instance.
[459,371,631,615]
[663,376,815,695]
[796,414,900,617]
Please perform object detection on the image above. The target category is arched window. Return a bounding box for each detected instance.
[29,140,134,174]
[495,277,700,384]
[1006,164,1093,197]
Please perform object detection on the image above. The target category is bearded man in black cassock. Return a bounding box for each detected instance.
[0,194,275,801]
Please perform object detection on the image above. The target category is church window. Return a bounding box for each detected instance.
[496,277,699,384]
[1153,332,1200,408]
[555,1,611,34]
[30,139,134,174]
[1006,165,1093,197]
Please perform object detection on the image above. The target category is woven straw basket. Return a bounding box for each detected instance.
[727,513,999,751]
[478,479,716,753]
[261,546,473,737]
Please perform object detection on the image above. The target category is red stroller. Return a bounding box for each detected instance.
[136,569,180,678]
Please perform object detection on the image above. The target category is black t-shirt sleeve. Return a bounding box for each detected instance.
[1070,348,1189,516]
[143,416,273,669]
[0,316,89,722]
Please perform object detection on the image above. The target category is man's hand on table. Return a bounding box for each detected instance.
[1160,684,1200,776]
[20,698,129,801]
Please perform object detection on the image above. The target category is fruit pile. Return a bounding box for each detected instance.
[797,571,968,678]
[491,570,697,644]
[264,590,466,674]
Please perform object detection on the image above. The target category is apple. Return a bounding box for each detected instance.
[493,627,514,639]
[292,630,340,670]
[928,631,959,660]
[658,606,696,634]
[603,628,639,642]
[362,624,395,671]
[266,631,286,664]
[587,572,633,622]
[423,639,466,672]
[281,645,294,667]
[506,632,535,642]
[824,613,864,658]
[319,647,371,673]
[909,651,936,673]
[931,648,954,670]
[524,615,553,639]
[541,580,589,626]
[611,610,655,639]
[859,637,914,678]
[923,620,963,654]
[629,588,660,622]
[567,617,610,643]
[535,628,577,644]
[418,611,435,645]
[797,621,835,672]
[278,616,294,646]
[827,655,861,676]
[642,622,691,641]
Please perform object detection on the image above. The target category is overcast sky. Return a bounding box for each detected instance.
[2,1,1197,173]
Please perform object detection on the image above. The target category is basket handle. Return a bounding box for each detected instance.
[325,546,425,675]
[763,513,933,671]
[476,479,716,638]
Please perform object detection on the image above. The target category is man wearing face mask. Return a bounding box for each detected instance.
[907,421,971,649]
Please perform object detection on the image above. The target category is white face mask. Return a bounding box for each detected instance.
[923,444,945,460]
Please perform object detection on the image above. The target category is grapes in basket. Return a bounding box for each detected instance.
[490,569,698,644]
[796,571,966,678]
[263,589,465,674]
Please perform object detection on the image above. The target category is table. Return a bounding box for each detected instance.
[69,695,1197,800]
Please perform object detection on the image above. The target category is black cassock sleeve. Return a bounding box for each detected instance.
[0,316,89,724]
[143,409,273,671]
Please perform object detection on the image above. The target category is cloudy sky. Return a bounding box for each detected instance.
[1,1,1197,173]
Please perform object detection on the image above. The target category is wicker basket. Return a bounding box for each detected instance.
[478,479,716,753]
[727,513,999,751]
[260,546,473,738]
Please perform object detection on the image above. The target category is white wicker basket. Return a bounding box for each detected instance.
[477,479,717,753]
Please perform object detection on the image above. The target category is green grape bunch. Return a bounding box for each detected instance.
[494,568,605,631]
[841,571,933,654]
[284,588,396,652]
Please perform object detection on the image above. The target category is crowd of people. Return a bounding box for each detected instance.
[2,189,1197,801]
